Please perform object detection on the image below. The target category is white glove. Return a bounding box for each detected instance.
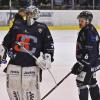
[36,53,51,70]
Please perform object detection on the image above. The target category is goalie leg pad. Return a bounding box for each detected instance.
[7,65,41,100]
[7,64,22,100]
[22,66,41,100]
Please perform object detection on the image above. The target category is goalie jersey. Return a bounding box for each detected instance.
[76,24,100,71]
[2,21,54,67]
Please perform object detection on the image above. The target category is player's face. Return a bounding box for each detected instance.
[79,18,87,29]
[19,11,26,17]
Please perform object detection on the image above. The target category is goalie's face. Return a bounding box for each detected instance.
[26,6,40,26]
[79,18,89,29]
[26,11,36,26]
[26,11,35,19]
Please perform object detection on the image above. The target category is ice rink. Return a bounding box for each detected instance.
[0,30,100,100]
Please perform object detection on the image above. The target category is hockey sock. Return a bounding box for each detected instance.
[79,86,88,100]
[89,84,100,100]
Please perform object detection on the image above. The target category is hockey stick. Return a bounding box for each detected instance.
[16,41,57,84]
[41,71,72,100]
[8,0,12,25]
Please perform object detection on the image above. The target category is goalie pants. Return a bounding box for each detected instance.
[6,64,41,100]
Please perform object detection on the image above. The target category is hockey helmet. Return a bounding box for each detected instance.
[77,11,93,22]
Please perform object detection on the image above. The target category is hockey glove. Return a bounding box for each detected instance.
[71,62,84,75]
[36,53,51,70]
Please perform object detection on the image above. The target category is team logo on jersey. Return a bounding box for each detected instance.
[89,35,96,42]
[14,34,37,54]
[38,28,43,33]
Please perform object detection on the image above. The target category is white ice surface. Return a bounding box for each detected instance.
[0,30,100,100]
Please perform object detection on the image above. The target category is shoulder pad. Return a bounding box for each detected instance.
[37,22,47,29]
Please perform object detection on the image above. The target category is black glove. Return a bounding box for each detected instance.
[71,62,84,75]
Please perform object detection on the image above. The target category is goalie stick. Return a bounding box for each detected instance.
[8,0,12,25]
[41,71,72,100]
[16,41,57,85]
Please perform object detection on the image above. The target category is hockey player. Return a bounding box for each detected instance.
[71,11,100,100]
[3,8,27,72]
[9,8,26,28]
[1,5,54,100]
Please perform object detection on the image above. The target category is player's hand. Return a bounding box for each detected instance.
[36,53,51,70]
[71,62,84,75]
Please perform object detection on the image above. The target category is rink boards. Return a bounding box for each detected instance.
[1,10,100,30]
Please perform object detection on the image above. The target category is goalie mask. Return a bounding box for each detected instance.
[26,5,40,26]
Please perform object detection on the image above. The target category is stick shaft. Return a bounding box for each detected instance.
[41,72,71,100]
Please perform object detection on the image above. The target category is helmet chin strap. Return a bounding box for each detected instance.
[27,18,35,26]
